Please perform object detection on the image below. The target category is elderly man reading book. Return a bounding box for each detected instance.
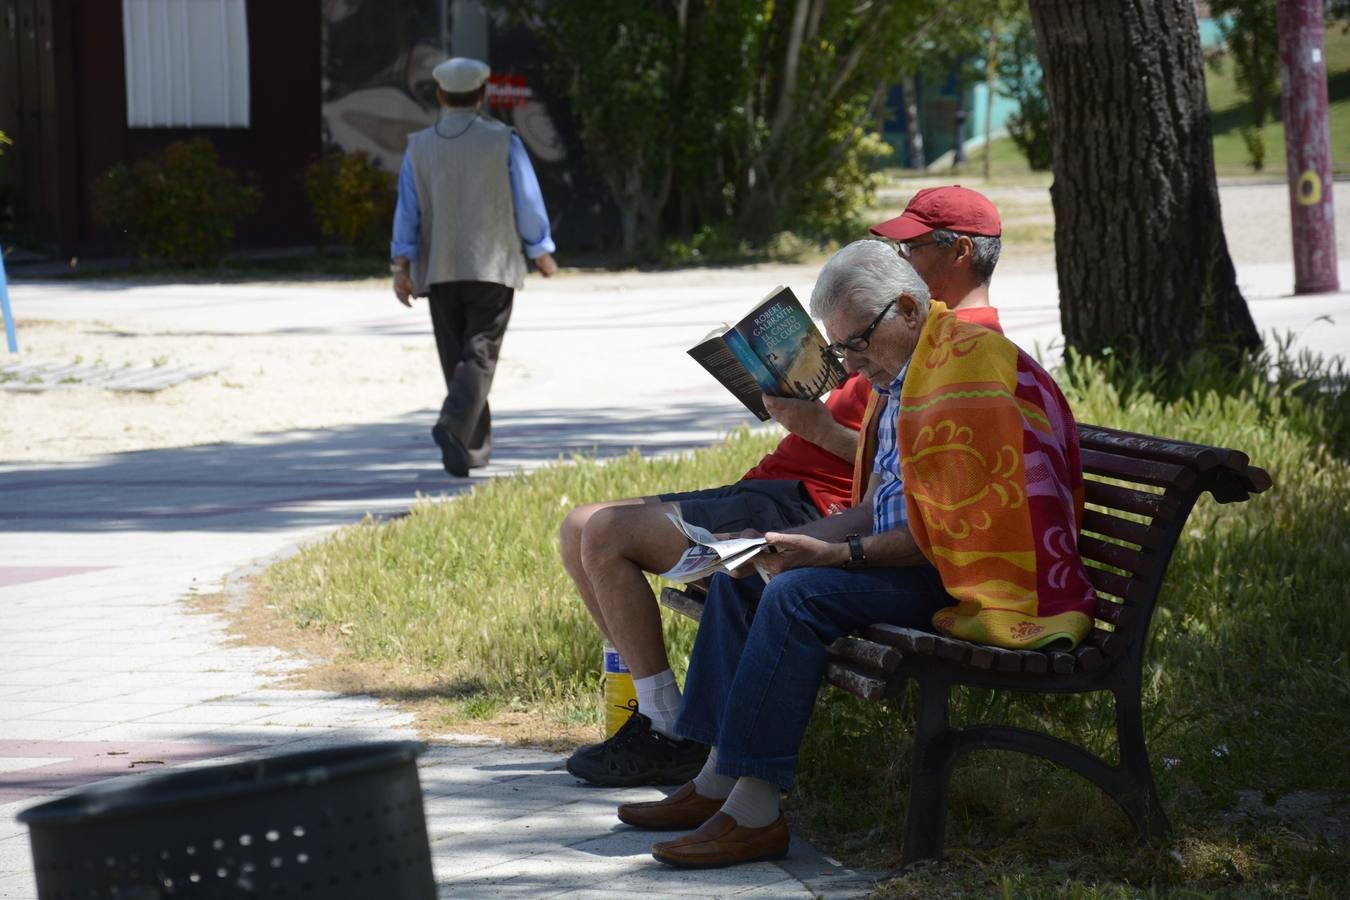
[616,240,1097,869]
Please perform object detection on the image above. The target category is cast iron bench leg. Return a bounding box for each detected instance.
[1114,680,1172,843]
[901,677,957,865]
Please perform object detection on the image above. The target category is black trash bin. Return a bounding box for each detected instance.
[17,740,436,899]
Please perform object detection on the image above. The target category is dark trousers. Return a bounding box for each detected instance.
[428,281,514,468]
[676,565,951,790]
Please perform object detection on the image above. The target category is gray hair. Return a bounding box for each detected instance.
[931,228,1002,285]
[810,240,931,322]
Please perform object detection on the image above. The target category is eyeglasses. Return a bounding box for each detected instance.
[826,299,896,358]
[895,238,938,260]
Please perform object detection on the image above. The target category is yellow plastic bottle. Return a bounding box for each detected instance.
[602,641,638,737]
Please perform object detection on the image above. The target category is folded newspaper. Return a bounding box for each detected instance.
[658,513,773,583]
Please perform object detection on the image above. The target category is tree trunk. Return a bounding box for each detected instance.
[903,75,926,169]
[983,27,996,181]
[1027,0,1261,366]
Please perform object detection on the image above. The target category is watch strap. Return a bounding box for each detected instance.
[843,534,866,568]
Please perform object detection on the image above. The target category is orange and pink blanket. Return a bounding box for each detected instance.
[899,302,1097,650]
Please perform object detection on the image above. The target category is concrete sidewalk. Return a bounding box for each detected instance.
[2,248,1348,898]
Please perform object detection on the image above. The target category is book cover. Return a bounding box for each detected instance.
[687,285,846,420]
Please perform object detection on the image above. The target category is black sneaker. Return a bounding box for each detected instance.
[566,702,708,787]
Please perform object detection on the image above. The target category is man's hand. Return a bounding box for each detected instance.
[535,253,558,277]
[762,396,830,442]
[393,271,415,307]
[762,394,857,461]
[755,531,849,577]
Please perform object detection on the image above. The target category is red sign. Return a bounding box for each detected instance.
[487,74,531,109]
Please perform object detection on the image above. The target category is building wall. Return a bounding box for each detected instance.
[1,0,320,256]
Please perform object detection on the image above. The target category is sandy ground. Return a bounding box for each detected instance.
[2,180,1346,463]
[1,323,450,460]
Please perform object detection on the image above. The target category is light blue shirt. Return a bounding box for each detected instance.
[871,361,911,535]
[390,130,556,261]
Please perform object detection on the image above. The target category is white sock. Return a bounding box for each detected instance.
[633,669,683,739]
[692,747,735,800]
[719,776,781,828]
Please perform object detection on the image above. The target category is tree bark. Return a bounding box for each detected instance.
[984,27,996,181]
[1027,0,1261,366]
[903,75,926,170]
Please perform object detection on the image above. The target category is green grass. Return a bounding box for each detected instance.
[260,428,782,709]
[260,346,1350,896]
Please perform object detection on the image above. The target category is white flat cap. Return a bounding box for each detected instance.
[432,57,490,93]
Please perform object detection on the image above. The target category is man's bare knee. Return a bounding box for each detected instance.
[559,504,592,570]
[565,497,659,574]
[580,502,686,575]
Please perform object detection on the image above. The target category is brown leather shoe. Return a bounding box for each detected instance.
[617,781,723,831]
[650,811,790,868]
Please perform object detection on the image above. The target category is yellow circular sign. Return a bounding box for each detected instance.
[1297,170,1322,205]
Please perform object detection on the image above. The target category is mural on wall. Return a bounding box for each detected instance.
[319,0,604,244]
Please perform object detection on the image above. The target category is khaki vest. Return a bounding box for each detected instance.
[407,110,526,292]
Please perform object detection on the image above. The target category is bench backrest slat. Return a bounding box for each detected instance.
[1083,564,1135,601]
[1083,479,1182,521]
[1078,423,1250,472]
[1081,508,1158,548]
[1079,534,1155,580]
[1080,448,1197,492]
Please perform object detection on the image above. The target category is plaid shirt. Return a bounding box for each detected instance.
[871,362,910,535]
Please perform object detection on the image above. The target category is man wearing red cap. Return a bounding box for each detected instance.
[844,185,1006,507]
[868,184,1002,333]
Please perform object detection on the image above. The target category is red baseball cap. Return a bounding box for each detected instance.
[869,185,1001,241]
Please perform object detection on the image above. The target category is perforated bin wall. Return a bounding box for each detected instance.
[17,741,435,900]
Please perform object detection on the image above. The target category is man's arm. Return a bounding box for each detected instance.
[391,152,419,306]
[760,523,927,572]
[507,133,557,276]
[755,472,925,574]
[761,395,856,460]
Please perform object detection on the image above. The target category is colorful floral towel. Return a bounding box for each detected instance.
[899,302,1096,650]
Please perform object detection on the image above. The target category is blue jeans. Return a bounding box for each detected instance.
[675,565,951,791]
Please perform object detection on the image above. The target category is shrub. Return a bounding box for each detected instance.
[786,128,893,244]
[1240,124,1267,171]
[302,150,397,253]
[94,138,261,266]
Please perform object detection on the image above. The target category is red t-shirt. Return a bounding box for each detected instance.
[741,375,872,514]
[954,305,1001,332]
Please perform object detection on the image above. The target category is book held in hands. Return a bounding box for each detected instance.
[687,285,847,421]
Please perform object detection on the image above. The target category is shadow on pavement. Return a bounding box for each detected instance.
[0,403,755,534]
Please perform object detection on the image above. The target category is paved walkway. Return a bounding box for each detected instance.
[2,237,1349,897]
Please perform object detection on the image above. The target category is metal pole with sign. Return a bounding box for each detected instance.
[1277,0,1339,294]
[0,245,16,352]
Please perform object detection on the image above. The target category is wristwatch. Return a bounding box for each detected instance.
[389,262,409,274]
[841,534,867,569]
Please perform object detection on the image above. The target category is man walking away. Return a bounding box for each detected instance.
[391,57,558,476]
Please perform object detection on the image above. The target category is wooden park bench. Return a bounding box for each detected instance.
[660,422,1271,865]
